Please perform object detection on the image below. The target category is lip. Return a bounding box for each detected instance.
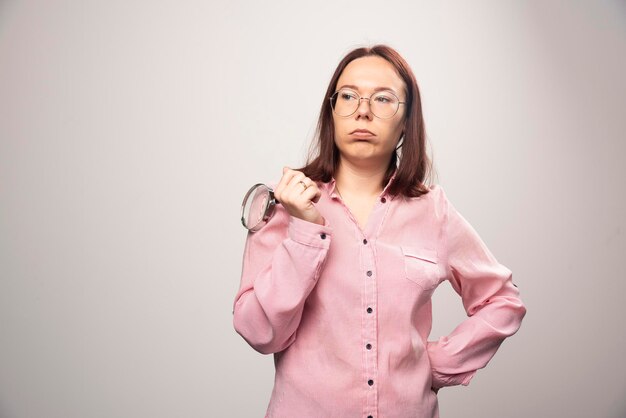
[350,129,375,137]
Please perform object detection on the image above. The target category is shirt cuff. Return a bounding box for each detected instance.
[427,339,478,389]
[460,370,477,386]
[431,369,477,390]
[287,216,332,249]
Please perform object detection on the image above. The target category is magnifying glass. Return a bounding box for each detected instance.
[240,183,279,232]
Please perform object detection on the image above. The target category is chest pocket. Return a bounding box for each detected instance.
[401,246,441,290]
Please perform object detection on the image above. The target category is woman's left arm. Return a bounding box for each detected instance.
[427,190,527,390]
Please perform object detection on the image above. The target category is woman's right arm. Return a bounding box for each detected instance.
[232,206,332,355]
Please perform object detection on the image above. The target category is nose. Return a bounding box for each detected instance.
[356,97,373,119]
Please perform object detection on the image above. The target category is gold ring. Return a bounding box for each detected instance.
[298,180,308,190]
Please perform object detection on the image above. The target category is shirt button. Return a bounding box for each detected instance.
[363,238,368,244]
[368,379,374,386]
[367,307,373,314]
[366,343,372,350]
[366,270,372,277]
[320,233,326,239]
[380,197,387,203]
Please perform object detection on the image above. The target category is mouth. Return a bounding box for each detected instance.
[350,129,375,138]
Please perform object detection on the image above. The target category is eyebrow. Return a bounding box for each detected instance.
[337,84,399,95]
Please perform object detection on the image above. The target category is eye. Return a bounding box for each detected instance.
[374,93,394,103]
[339,91,357,101]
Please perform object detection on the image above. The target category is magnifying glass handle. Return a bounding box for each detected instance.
[268,190,280,205]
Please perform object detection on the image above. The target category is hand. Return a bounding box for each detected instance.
[274,167,324,225]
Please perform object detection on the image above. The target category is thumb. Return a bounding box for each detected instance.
[283,166,290,174]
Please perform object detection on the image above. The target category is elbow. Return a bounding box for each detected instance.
[233,310,273,354]
[502,296,528,336]
[235,324,273,355]
[253,344,277,356]
[469,295,528,337]
[506,291,527,319]
[253,335,295,355]
[233,310,295,355]
[235,326,294,355]
[517,299,528,323]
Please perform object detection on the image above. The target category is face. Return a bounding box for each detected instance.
[332,56,407,168]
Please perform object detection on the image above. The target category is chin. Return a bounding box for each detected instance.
[344,150,381,162]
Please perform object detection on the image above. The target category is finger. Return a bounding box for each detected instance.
[299,183,321,204]
[286,172,306,189]
[299,177,316,196]
[299,176,313,188]
[283,172,307,198]
[275,167,297,198]
[282,176,312,208]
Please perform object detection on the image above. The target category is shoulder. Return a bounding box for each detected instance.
[388,184,451,223]
[404,184,451,220]
[427,183,444,197]
[404,183,449,206]
[427,183,450,195]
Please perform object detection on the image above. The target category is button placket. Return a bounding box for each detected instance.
[361,234,378,415]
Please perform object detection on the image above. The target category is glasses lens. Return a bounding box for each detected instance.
[370,91,400,119]
[332,89,359,117]
[331,89,400,118]
[241,184,271,230]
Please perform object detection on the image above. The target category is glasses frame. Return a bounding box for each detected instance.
[329,88,406,119]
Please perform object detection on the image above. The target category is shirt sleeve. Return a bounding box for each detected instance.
[426,188,527,390]
[232,206,333,355]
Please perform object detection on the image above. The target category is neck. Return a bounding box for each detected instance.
[335,159,388,198]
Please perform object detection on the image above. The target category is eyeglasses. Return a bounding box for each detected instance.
[330,88,405,119]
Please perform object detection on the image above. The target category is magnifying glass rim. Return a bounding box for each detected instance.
[241,183,276,231]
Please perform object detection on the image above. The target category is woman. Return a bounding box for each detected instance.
[233,44,527,418]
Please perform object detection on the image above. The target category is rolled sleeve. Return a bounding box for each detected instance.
[233,208,333,354]
[288,216,333,249]
[427,188,527,390]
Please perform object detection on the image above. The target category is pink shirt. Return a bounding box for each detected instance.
[233,176,526,418]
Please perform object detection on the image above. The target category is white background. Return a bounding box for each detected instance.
[1,1,625,417]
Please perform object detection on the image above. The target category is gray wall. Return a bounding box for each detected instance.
[1,1,624,417]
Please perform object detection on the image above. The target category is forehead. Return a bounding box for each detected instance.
[336,56,406,95]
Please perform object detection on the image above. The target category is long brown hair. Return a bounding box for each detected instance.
[297,44,432,198]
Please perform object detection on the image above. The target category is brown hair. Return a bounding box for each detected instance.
[296,44,432,198]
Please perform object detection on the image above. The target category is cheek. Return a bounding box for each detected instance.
[384,121,404,139]
[391,120,405,138]
[332,120,346,143]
